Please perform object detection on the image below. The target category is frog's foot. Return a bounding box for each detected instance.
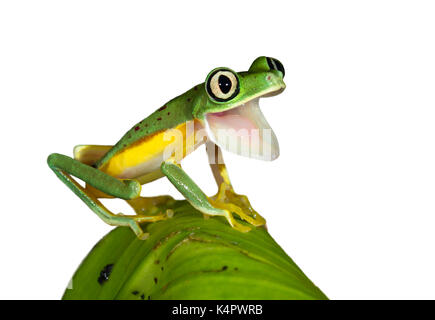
[209,183,266,227]
[126,195,176,218]
[122,196,177,239]
[119,211,171,240]
[201,204,252,233]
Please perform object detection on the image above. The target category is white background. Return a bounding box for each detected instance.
[0,1,434,299]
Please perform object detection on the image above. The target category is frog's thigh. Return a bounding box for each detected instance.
[160,160,250,232]
[48,153,141,200]
[74,144,151,200]
[74,144,112,166]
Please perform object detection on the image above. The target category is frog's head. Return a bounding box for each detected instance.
[194,56,286,161]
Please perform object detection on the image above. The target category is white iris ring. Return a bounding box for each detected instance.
[208,70,238,101]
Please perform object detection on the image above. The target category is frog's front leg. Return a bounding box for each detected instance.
[161,158,251,232]
[206,142,266,227]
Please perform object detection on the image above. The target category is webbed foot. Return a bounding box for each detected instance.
[120,210,171,240]
[127,195,176,217]
[208,183,266,228]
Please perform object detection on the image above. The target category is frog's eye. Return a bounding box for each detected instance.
[266,57,285,78]
[206,69,240,102]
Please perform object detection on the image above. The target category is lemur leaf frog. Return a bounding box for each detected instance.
[48,57,286,239]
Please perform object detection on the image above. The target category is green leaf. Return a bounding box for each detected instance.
[62,200,327,300]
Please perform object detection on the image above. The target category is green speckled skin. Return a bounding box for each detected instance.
[47,56,286,239]
[96,56,285,169]
[95,86,198,169]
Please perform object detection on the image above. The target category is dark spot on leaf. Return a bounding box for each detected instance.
[97,264,114,285]
[158,105,167,111]
[154,277,158,284]
[167,112,170,115]
[187,98,191,102]
[157,117,162,121]
[135,126,140,131]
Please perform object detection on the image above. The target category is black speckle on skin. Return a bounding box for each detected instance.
[161,266,164,271]
[97,264,114,285]
[148,296,151,300]
[154,277,158,284]
[155,259,160,264]
[140,294,145,300]
[132,290,139,295]
[222,266,228,271]
[158,105,167,112]
[234,267,239,271]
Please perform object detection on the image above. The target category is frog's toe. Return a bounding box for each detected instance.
[127,220,149,240]
[231,220,252,233]
[208,198,266,228]
[212,206,252,233]
[233,198,265,225]
[125,212,170,240]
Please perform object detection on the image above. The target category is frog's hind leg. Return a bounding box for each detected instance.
[47,153,165,239]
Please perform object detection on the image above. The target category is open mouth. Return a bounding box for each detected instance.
[204,98,279,161]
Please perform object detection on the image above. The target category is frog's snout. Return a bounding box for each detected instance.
[265,72,286,94]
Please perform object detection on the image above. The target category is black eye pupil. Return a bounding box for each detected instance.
[218,75,232,94]
[266,57,285,78]
[274,59,285,77]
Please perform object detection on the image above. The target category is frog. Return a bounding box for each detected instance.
[47,56,286,240]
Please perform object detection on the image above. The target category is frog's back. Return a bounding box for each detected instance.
[95,88,199,179]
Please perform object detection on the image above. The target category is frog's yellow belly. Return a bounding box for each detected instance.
[99,121,201,181]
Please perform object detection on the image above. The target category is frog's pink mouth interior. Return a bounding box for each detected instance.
[204,98,279,161]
